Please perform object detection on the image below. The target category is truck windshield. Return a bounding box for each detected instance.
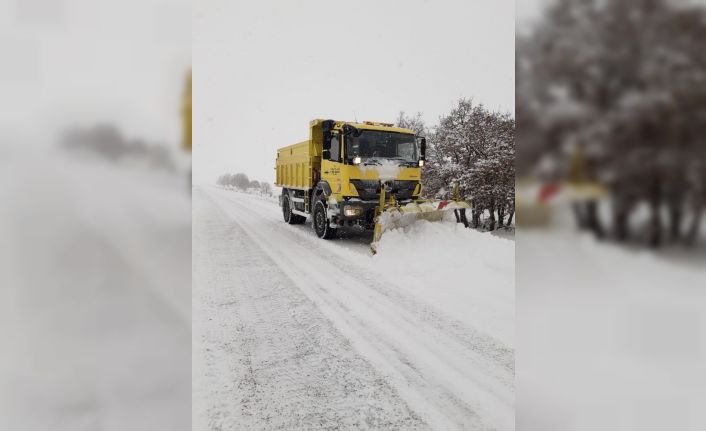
[345,130,418,165]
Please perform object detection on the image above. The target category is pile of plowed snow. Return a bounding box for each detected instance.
[370,220,515,345]
[374,220,514,277]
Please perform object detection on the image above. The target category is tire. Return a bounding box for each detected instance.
[313,200,338,239]
[282,193,305,224]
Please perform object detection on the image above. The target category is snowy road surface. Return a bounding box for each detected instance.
[0,148,191,430]
[193,185,515,430]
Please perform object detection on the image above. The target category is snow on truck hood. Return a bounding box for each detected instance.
[358,159,404,182]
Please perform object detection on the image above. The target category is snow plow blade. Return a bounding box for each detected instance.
[371,185,470,254]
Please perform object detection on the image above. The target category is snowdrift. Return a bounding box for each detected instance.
[373,219,514,277]
[370,219,515,346]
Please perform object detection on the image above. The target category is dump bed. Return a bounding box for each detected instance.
[275,140,320,190]
[275,119,328,190]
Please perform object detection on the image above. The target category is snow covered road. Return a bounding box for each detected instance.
[193,186,515,430]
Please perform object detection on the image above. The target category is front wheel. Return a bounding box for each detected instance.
[313,200,337,239]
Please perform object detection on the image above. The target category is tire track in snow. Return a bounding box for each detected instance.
[193,190,429,430]
[209,191,512,430]
[216,189,514,376]
[221,190,514,351]
[202,187,514,430]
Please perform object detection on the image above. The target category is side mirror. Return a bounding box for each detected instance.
[322,149,331,160]
[322,119,334,150]
[419,137,427,160]
[323,135,331,150]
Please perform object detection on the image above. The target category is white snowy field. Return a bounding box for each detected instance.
[0,146,191,431]
[193,185,515,430]
[517,229,706,431]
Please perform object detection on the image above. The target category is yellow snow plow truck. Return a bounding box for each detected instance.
[275,119,469,252]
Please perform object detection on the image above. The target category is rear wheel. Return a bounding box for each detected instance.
[282,194,305,224]
[313,200,337,239]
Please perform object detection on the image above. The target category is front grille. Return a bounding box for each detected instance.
[349,180,379,200]
[349,179,417,201]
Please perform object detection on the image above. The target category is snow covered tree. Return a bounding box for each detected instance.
[259,182,272,195]
[232,173,250,190]
[395,111,426,136]
[216,174,229,188]
[423,99,515,230]
[518,0,706,246]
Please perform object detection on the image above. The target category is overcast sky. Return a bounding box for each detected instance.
[193,0,515,184]
[0,0,190,146]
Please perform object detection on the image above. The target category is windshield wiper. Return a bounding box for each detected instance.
[383,157,416,167]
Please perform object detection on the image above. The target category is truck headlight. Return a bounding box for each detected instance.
[418,159,425,167]
[343,205,363,217]
[353,156,362,165]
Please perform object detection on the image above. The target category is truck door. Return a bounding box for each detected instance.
[321,130,343,196]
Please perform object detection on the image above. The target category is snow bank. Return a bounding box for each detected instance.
[371,219,515,345]
[374,219,514,279]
